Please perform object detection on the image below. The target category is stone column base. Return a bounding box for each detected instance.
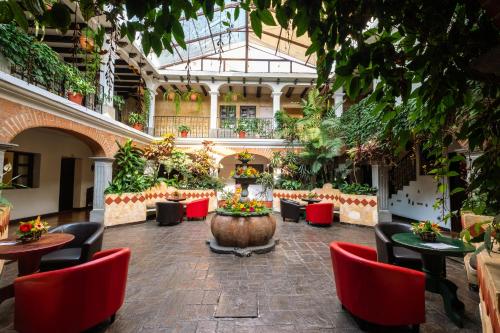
[90,209,104,223]
[378,210,392,223]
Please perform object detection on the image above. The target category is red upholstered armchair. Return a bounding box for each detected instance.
[306,202,333,225]
[330,242,425,331]
[185,198,209,220]
[14,248,131,333]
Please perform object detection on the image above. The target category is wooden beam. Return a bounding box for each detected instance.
[256,86,262,98]
[285,87,294,98]
[200,85,208,96]
[243,86,247,98]
[300,87,309,99]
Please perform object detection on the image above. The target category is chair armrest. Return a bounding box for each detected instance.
[81,226,104,262]
[374,227,394,263]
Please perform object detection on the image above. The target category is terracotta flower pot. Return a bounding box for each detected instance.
[239,131,246,138]
[132,123,144,131]
[79,36,94,52]
[190,93,198,102]
[67,92,84,105]
[167,91,176,101]
[210,214,276,248]
[180,130,188,138]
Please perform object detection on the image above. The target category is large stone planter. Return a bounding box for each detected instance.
[210,214,276,248]
[339,193,378,226]
[104,192,147,227]
[0,206,10,274]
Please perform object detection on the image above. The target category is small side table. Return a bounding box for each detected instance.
[301,198,321,205]
[392,233,475,327]
[0,233,74,304]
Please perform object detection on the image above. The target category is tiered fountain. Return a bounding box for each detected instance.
[208,151,276,256]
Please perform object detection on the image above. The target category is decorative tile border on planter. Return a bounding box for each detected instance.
[0,207,10,274]
[339,193,378,226]
[272,183,378,226]
[104,183,219,227]
[104,193,147,227]
[272,183,342,212]
[144,183,218,212]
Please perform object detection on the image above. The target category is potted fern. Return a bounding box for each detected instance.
[128,112,147,131]
[65,65,95,105]
[178,125,190,138]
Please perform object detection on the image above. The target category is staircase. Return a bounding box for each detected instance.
[389,151,417,196]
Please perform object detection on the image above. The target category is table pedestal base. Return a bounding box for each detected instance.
[422,254,465,327]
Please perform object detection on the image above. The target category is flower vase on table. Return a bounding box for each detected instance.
[17,216,49,243]
[411,220,441,242]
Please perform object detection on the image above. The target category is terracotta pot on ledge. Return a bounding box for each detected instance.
[210,214,276,248]
[132,123,144,131]
[67,92,84,105]
[239,131,246,138]
[180,130,188,138]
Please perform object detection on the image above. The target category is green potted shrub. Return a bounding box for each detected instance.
[128,112,147,131]
[234,120,249,138]
[65,66,95,105]
[178,125,190,138]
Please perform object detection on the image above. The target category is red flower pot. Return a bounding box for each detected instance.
[190,93,198,102]
[132,123,144,131]
[67,92,84,105]
[180,130,188,138]
[239,131,246,138]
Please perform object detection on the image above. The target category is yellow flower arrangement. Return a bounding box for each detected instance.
[17,216,49,242]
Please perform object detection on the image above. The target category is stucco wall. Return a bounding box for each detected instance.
[3,128,94,220]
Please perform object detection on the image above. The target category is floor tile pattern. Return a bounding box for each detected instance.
[0,215,481,332]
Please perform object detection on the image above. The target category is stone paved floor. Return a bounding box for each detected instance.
[0,215,481,333]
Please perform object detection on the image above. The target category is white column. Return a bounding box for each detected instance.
[89,157,114,223]
[99,33,117,119]
[146,88,157,136]
[372,164,392,223]
[334,87,344,117]
[271,92,282,117]
[209,91,219,130]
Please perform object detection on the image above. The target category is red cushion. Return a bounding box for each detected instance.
[330,242,425,326]
[186,198,209,219]
[306,203,333,225]
[14,248,131,333]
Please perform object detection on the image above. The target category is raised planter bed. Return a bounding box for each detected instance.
[339,193,378,226]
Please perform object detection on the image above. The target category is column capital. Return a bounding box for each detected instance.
[271,91,283,97]
[209,91,219,96]
[89,157,115,163]
[0,142,18,151]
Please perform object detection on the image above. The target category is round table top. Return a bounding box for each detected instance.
[301,198,321,204]
[167,197,186,202]
[392,232,475,257]
[0,233,74,260]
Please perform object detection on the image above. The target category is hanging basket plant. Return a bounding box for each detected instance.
[163,88,182,114]
[224,91,243,103]
[182,90,203,112]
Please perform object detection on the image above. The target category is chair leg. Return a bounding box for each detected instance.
[410,324,420,333]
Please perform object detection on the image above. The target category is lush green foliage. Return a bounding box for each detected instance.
[339,183,377,196]
[0,23,94,95]
[276,178,303,191]
[128,112,147,126]
[178,125,190,132]
[105,140,152,194]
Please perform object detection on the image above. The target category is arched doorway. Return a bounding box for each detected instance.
[2,127,104,224]
[219,153,272,201]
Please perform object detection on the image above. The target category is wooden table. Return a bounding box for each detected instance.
[392,233,475,327]
[167,197,186,203]
[0,233,74,303]
[301,198,321,205]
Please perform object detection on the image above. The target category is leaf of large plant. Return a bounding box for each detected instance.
[250,11,262,38]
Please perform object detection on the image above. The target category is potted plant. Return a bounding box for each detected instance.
[178,125,190,138]
[79,27,95,52]
[224,91,243,103]
[411,220,442,242]
[16,216,49,243]
[128,112,146,131]
[183,90,203,112]
[236,151,253,164]
[234,120,249,138]
[65,66,95,105]
[163,89,182,114]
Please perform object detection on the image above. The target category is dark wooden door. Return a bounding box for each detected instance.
[59,158,75,212]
